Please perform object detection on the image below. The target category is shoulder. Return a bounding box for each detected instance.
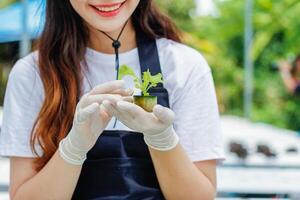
[9,51,39,79]
[156,37,211,77]
[155,38,212,95]
[7,51,44,100]
[0,52,44,158]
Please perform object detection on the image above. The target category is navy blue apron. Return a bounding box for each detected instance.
[72,33,169,200]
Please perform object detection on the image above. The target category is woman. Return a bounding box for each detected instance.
[279,55,300,95]
[0,0,224,199]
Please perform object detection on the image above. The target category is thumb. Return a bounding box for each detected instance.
[76,102,100,123]
[153,105,175,124]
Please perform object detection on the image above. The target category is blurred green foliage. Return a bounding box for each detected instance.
[157,0,300,130]
[0,0,17,9]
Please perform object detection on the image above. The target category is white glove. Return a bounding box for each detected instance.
[59,80,133,165]
[102,100,179,151]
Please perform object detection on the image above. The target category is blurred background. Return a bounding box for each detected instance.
[0,0,300,199]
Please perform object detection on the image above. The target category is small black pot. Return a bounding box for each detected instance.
[133,95,157,112]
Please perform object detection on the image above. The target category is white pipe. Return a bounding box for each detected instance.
[243,0,253,119]
[20,0,31,58]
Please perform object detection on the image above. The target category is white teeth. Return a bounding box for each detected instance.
[96,4,122,12]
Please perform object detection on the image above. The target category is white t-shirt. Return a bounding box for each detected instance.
[0,38,224,162]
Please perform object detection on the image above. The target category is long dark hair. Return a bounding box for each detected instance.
[31,0,182,171]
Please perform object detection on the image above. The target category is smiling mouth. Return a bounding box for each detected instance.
[91,1,126,13]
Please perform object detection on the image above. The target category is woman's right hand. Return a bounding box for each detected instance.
[59,80,133,165]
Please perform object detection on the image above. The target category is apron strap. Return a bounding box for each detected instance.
[136,32,164,88]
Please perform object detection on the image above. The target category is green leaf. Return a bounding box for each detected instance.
[141,69,163,96]
[118,65,141,89]
[118,65,164,96]
[118,65,137,80]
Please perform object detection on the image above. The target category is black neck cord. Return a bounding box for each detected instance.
[100,20,129,80]
[99,20,129,128]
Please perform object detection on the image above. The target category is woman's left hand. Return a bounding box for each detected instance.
[102,100,179,151]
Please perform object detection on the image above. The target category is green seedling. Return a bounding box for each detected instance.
[118,65,163,111]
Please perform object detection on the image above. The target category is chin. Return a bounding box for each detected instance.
[91,18,129,33]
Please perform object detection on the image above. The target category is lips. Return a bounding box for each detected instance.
[91,1,126,14]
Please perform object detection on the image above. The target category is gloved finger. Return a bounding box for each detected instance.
[102,100,129,120]
[152,105,175,125]
[83,94,123,107]
[90,80,125,95]
[101,96,134,107]
[101,101,114,117]
[77,92,91,108]
[76,102,100,123]
[122,96,134,103]
[116,101,146,119]
[111,88,134,96]
[99,104,112,119]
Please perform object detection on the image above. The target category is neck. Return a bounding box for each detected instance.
[87,19,137,54]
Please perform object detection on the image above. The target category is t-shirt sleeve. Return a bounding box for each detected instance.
[171,55,225,162]
[0,56,44,157]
